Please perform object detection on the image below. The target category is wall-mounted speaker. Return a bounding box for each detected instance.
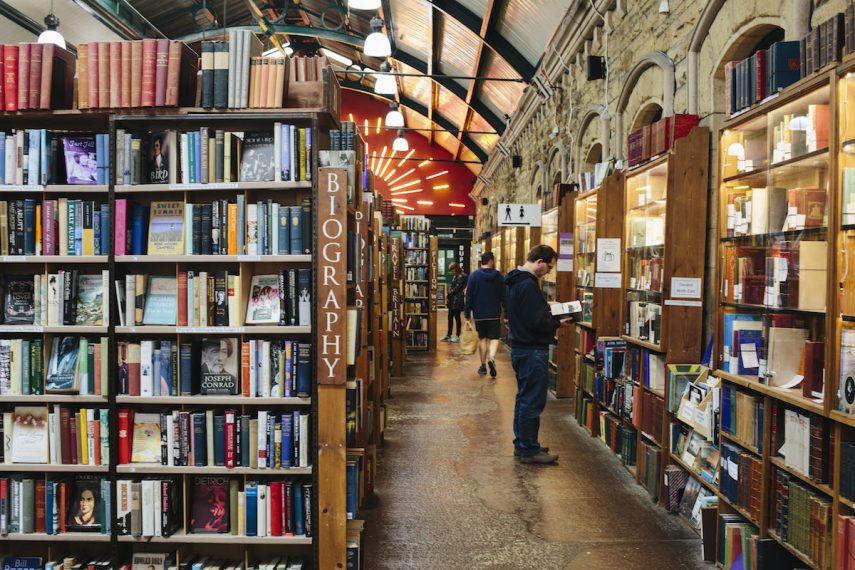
[587,55,606,80]
[512,155,522,168]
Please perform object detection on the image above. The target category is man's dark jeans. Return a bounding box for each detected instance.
[511,346,549,457]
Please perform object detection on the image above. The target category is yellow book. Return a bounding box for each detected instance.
[35,204,41,255]
[298,128,307,182]
[82,228,94,256]
[227,203,238,255]
[78,408,89,465]
[58,198,68,256]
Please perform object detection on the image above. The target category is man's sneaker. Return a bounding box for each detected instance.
[441,335,452,342]
[488,359,497,378]
[519,451,558,464]
[514,446,550,457]
[478,364,487,375]
[450,335,459,343]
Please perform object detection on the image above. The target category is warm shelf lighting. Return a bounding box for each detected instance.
[364,17,391,58]
[386,103,404,127]
[416,200,434,205]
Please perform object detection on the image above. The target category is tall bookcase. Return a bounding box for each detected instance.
[0,64,360,567]
[401,216,431,351]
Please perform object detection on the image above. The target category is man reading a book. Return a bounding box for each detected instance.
[464,251,506,377]
[505,245,572,464]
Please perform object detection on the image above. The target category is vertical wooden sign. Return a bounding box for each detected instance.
[317,167,347,386]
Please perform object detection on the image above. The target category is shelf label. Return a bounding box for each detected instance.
[2,256,24,262]
[237,255,261,262]
[1,184,42,191]
[2,325,44,332]
[594,272,621,289]
[671,277,702,299]
[664,299,703,307]
[317,167,347,386]
[177,326,244,333]
[169,182,238,190]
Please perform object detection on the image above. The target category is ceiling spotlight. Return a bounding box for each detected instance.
[349,0,381,9]
[364,17,391,58]
[38,1,65,50]
[386,103,404,127]
[392,130,409,152]
[374,62,397,95]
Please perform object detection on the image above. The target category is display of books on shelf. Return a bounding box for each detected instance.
[0,43,76,111]
[0,475,111,535]
[771,467,832,567]
[45,336,109,394]
[1,198,111,257]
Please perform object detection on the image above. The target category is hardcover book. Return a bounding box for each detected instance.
[131,412,161,463]
[190,476,229,533]
[200,338,238,395]
[66,476,102,531]
[147,131,171,184]
[62,136,98,185]
[10,406,49,463]
[3,277,34,324]
[239,132,275,182]
[75,273,105,326]
[46,336,80,393]
[148,201,184,255]
[131,553,169,570]
[142,276,178,325]
[245,274,280,324]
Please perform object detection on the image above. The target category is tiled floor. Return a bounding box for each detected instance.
[362,341,708,569]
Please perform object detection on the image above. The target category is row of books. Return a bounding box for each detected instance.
[329,121,358,151]
[720,442,762,522]
[5,557,112,570]
[118,409,309,469]
[841,442,855,502]
[404,267,429,281]
[115,125,312,186]
[725,186,825,237]
[1,43,75,111]
[771,404,832,484]
[625,299,662,346]
[637,390,664,444]
[626,256,662,292]
[117,339,311,399]
[772,468,833,568]
[199,36,289,110]
[626,114,699,167]
[2,271,109,327]
[726,41,800,116]
[0,476,111,536]
[595,337,626,380]
[721,383,764,451]
[0,337,108,396]
[801,10,853,78]
[404,284,428,298]
[2,406,109,466]
[400,215,431,231]
[1,199,111,257]
[76,40,198,109]
[124,554,307,570]
[838,513,855,570]
[598,411,635,461]
[0,338,42,396]
[0,130,109,186]
[639,441,660,501]
[116,198,310,257]
[117,270,310,328]
[401,232,429,249]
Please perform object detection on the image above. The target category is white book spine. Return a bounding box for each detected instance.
[271,203,279,254]
[185,204,193,255]
[4,136,13,184]
[48,412,56,464]
[166,414,175,467]
[125,276,135,328]
[228,276,239,327]
[198,272,208,327]
[257,484,267,537]
[299,413,309,467]
[115,280,125,327]
[140,340,153,396]
[141,479,154,537]
[101,270,110,326]
[257,410,267,468]
[274,123,282,182]
[261,341,271,397]
[180,133,190,184]
[247,204,258,255]
[153,480,162,537]
[47,274,58,326]
[33,274,40,325]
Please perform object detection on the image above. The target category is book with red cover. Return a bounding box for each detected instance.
[39,44,75,110]
[87,43,99,109]
[34,479,46,533]
[141,39,157,107]
[120,41,131,108]
[118,408,132,464]
[114,198,128,256]
[754,49,767,102]
[69,412,79,464]
[28,43,42,110]
[269,481,283,536]
[17,43,29,110]
[284,480,295,535]
[131,41,142,107]
[155,39,169,106]
[177,271,188,326]
[43,199,55,255]
[3,45,17,111]
[98,41,109,108]
[110,41,121,109]
[224,410,236,468]
[57,481,67,533]
[803,340,825,398]
[241,341,250,396]
[59,406,72,464]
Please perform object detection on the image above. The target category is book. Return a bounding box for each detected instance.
[245,274,280,324]
[131,412,161,463]
[10,406,49,463]
[62,136,98,185]
[189,476,229,533]
[239,132,275,182]
[147,201,184,255]
[147,131,172,184]
[2,277,34,324]
[200,338,239,395]
[66,476,102,531]
[45,336,80,393]
[142,276,178,325]
[75,273,105,326]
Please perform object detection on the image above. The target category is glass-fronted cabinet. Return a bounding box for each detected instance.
[575,191,597,325]
[541,207,559,302]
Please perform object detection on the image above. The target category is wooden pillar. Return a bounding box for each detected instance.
[390,234,404,377]
[429,235,438,351]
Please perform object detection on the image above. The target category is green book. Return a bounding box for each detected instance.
[229,479,239,536]
[21,478,34,534]
[67,199,76,255]
[31,339,43,395]
[78,337,89,394]
[100,337,108,396]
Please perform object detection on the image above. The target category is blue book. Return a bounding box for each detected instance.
[267,415,275,466]
[281,124,291,181]
[346,461,357,518]
[296,342,311,397]
[142,276,178,325]
[93,209,101,255]
[23,199,35,255]
[74,200,83,255]
[722,314,762,372]
[292,410,300,466]
[277,204,289,255]
[236,194,245,254]
[123,134,132,184]
[293,483,304,535]
[245,484,258,536]
[130,202,149,255]
[94,134,102,184]
[45,480,54,534]
[188,133,196,183]
[159,341,172,395]
[281,413,293,468]
[99,204,110,255]
[213,414,225,466]
[289,205,301,255]
[735,329,762,376]
[3,558,41,570]
[179,343,193,395]
[152,350,162,396]
[194,132,202,183]
[192,413,206,465]
[101,478,112,534]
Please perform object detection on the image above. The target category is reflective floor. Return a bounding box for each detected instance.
[362,340,708,569]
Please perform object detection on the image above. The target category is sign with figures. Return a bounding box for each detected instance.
[498,203,542,227]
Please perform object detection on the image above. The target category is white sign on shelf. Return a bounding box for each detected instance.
[594,272,622,289]
[671,277,702,299]
[498,203,542,227]
[596,238,621,272]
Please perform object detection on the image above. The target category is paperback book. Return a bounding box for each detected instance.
[147,202,184,255]
[3,277,34,324]
[200,338,239,395]
[142,276,178,325]
[239,132,275,182]
[10,406,49,463]
[45,336,80,393]
[62,136,98,185]
[189,476,230,533]
[75,273,105,326]
[245,274,280,324]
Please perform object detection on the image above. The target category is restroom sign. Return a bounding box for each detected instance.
[498,203,542,227]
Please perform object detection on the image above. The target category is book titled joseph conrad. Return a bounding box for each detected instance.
[199,337,238,395]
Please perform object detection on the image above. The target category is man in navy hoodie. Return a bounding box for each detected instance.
[506,245,572,464]
[464,251,506,377]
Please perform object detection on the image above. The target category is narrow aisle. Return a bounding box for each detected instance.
[363,341,707,569]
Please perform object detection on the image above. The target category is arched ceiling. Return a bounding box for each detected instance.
[75,0,570,171]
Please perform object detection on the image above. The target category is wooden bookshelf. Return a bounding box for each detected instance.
[401,216,432,351]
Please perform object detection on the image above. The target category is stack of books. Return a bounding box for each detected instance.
[0,43,76,111]
[771,403,832,484]
[773,469,832,567]
[721,384,764,451]
[725,40,801,116]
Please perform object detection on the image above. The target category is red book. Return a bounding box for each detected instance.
[69,413,79,464]
[177,271,188,326]
[93,342,101,396]
[34,479,46,533]
[128,342,141,396]
[120,41,131,108]
[92,413,102,466]
[38,43,54,110]
[97,42,109,108]
[118,408,132,464]
[754,49,767,102]
[130,41,142,107]
[269,481,283,536]
[284,480,294,535]
[59,406,71,464]
[224,410,236,468]
[241,341,250,396]
[28,43,42,110]
[155,39,169,106]
[110,41,121,109]
[3,45,17,111]
[17,43,29,110]
[114,198,128,256]
[0,47,4,110]
[58,481,67,533]
[165,40,182,106]
[803,341,825,398]
[88,43,100,109]
[141,39,157,107]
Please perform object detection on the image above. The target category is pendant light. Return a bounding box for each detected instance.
[385,103,404,127]
[374,62,397,95]
[392,130,409,152]
[364,17,391,58]
[349,0,381,9]
[38,0,65,49]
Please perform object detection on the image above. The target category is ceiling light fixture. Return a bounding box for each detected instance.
[389,168,415,186]
[364,17,391,58]
[397,149,415,167]
[417,159,432,167]
[390,179,419,191]
[433,184,450,190]
[392,130,409,152]
[425,170,448,180]
[416,200,434,205]
[386,103,404,127]
[449,203,465,208]
[395,203,415,211]
[390,188,423,195]
[349,0,382,11]
[374,62,397,95]
[38,0,65,49]
[391,198,408,203]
